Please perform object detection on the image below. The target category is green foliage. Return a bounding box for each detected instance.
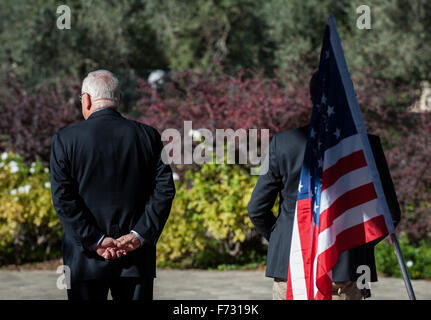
[1,0,430,97]
[0,0,270,83]
[0,152,61,265]
[216,262,265,271]
[0,0,168,79]
[0,149,270,269]
[1,148,430,280]
[145,0,275,72]
[0,0,167,112]
[375,234,431,279]
[262,0,431,85]
[157,162,269,268]
[184,162,257,242]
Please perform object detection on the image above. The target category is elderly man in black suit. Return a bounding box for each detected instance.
[247,72,401,300]
[50,70,175,300]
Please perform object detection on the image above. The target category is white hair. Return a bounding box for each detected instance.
[81,70,120,106]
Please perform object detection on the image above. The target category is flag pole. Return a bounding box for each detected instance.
[389,233,416,300]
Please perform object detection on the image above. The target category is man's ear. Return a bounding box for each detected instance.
[82,93,92,110]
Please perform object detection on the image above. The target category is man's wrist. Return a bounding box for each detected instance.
[91,234,105,251]
[130,230,144,246]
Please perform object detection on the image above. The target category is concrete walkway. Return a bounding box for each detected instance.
[0,269,429,300]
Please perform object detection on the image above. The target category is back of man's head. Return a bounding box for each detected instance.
[82,70,120,107]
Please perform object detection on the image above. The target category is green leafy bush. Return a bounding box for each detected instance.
[0,151,62,265]
[156,162,269,268]
[0,149,268,268]
[375,234,431,279]
[2,150,430,281]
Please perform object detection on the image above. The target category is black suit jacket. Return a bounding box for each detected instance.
[50,108,175,283]
[248,126,401,282]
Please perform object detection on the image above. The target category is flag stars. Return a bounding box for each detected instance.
[321,93,327,105]
[310,128,316,139]
[327,105,334,117]
[314,202,319,213]
[334,128,341,139]
[298,181,303,192]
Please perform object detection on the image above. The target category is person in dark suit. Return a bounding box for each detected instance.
[50,70,176,300]
[247,72,401,300]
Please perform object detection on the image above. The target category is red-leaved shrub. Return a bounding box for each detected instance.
[1,67,429,242]
[136,69,313,135]
[135,68,430,241]
[0,72,82,163]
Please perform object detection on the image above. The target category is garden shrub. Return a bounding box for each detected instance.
[0,72,82,164]
[1,149,431,280]
[0,151,61,265]
[375,234,431,279]
[156,162,270,269]
[136,68,431,244]
[136,68,312,136]
[0,67,430,276]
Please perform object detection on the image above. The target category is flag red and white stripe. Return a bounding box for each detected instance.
[286,15,394,300]
[286,135,391,300]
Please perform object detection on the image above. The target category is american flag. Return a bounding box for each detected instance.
[286,15,395,300]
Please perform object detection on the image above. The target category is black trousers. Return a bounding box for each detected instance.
[67,277,154,301]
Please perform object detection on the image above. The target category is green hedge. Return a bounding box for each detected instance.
[1,150,431,280]
[0,152,61,265]
[156,163,268,268]
[375,234,431,279]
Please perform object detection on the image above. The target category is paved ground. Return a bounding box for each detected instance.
[0,269,429,300]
